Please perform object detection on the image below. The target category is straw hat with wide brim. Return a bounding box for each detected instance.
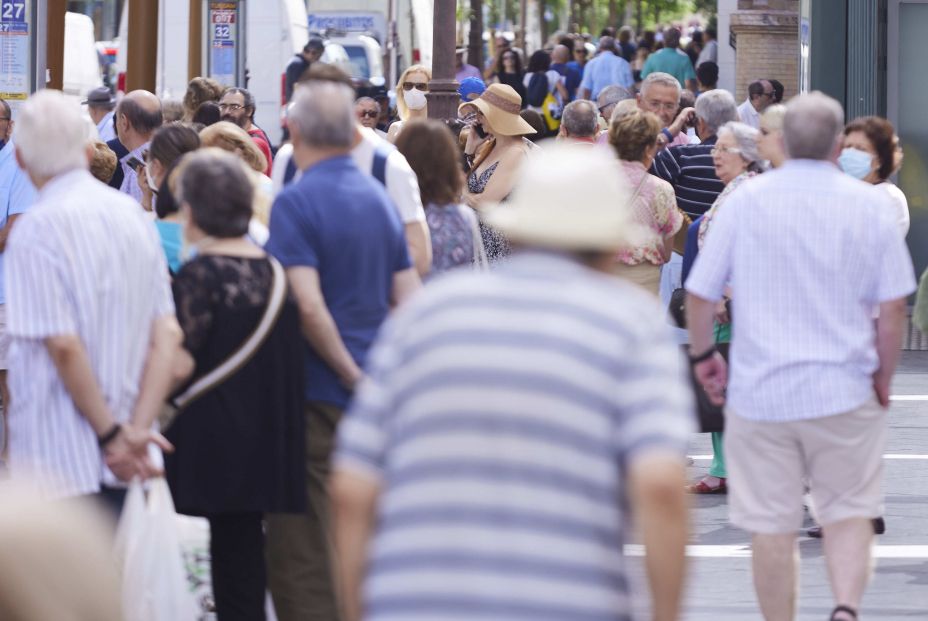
[482,143,649,252]
[458,83,536,137]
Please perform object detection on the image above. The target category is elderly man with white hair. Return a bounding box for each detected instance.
[686,92,915,621]
[264,78,421,621]
[636,72,692,150]
[4,90,182,506]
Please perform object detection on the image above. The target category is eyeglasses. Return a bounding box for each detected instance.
[644,100,678,112]
[218,103,244,111]
[711,146,742,156]
[402,82,429,92]
[358,110,379,119]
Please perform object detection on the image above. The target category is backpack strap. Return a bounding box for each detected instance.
[283,156,298,186]
[372,142,391,186]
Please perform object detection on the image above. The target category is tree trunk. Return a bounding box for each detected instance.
[539,0,548,47]
[608,0,617,29]
[635,0,643,33]
[468,0,484,71]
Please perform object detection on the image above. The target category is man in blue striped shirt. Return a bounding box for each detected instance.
[332,144,693,621]
[651,88,739,218]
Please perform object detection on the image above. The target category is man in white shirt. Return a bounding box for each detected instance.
[273,65,432,276]
[6,90,182,505]
[696,27,718,67]
[686,92,916,621]
[112,90,163,204]
[736,79,774,129]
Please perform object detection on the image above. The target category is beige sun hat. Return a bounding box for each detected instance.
[459,83,537,137]
[482,143,648,252]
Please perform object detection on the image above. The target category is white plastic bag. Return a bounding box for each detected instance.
[115,478,200,621]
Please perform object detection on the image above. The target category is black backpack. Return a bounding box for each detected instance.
[525,73,548,107]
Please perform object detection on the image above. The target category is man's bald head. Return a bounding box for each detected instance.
[552,45,570,64]
[117,90,163,138]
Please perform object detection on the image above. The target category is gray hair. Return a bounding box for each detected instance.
[596,85,632,110]
[14,90,90,179]
[355,96,381,113]
[695,89,739,135]
[718,121,761,167]
[288,81,356,149]
[562,100,599,138]
[640,72,681,98]
[783,92,844,160]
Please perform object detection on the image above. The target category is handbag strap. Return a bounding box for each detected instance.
[173,256,287,410]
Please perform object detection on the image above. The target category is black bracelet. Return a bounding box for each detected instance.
[689,345,718,364]
[97,423,122,448]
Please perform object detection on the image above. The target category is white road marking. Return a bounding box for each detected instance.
[624,545,928,559]
[890,395,928,401]
[689,454,928,460]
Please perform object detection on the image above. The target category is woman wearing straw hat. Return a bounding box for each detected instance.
[461,83,537,261]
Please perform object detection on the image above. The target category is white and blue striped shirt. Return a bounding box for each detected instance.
[4,169,174,497]
[686,160,917,422]
[336,252,694,621]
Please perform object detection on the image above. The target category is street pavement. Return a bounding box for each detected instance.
[627,351,928,620]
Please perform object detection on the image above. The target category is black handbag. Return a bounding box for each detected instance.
[685,342,729,433]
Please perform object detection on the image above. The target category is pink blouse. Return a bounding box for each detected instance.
[616,160,684,266]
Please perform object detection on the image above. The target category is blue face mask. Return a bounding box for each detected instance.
[838,147,874,180]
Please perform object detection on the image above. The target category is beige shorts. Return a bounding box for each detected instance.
[725,398,886,534]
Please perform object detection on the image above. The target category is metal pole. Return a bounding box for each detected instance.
[428,0,459,120]
[126,0,159,92]
[188,0,202,81]
[34,0,48,92]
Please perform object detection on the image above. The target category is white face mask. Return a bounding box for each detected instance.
[404,88,428,111]
[145,165,159,194]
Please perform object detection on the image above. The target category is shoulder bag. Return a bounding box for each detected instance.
[160,257,287,431]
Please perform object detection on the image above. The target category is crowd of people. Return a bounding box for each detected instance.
[0,20,918,621]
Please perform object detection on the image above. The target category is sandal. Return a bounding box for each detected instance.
[829,604,857,620]
[686,477,727,494]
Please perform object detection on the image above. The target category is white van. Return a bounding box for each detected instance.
[63,12,103,102]
[115,0,308,146]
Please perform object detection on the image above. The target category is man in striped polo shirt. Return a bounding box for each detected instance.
[652,88,739,219]
[332,144,693,621]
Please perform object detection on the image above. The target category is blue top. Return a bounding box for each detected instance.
[680,216,703,285]
[155,220,183,274]
[265,155,411,408]
[550,62,582,101]
[640,48,697,88]
[0,141,36,304]
[579,52,634,99]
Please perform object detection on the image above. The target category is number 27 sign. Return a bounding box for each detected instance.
[1,1,26,22]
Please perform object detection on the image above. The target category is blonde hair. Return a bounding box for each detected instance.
[760,104,787,132]
[609,109,661,162]
[88,140,118,184]
[395,64,432,121]
[198,121,267,173]
[183,77,224,121]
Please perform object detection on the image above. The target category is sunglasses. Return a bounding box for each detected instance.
[358,110,379,119]
[402,82,429,92]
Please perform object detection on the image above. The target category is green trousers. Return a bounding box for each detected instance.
[709,431,727,478]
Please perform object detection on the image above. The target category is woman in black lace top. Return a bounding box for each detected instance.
[167,150,304,621]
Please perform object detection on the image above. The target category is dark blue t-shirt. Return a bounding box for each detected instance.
[265,155,411,408]
[550,62,582,101]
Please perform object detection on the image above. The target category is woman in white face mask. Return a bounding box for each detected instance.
[839,116,908,237]
[140,124,201,274]
[387,64,432,143]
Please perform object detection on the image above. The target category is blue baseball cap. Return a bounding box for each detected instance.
[459,77,486,103]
